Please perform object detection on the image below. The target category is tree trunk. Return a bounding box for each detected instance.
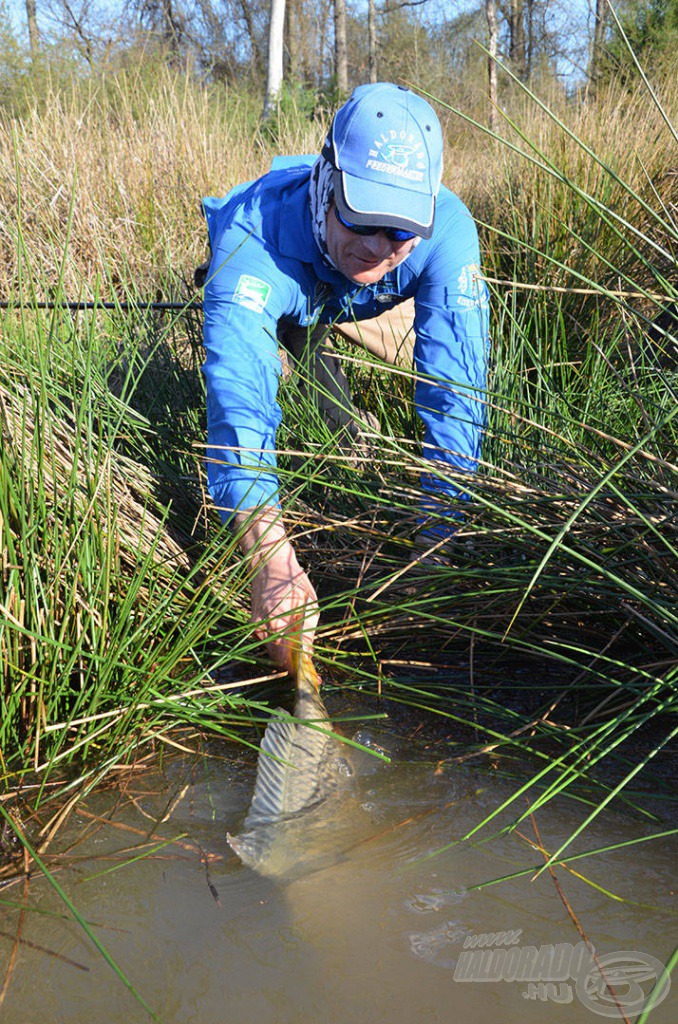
[25,0,40,59]
[368,0,377,83]
[239,0,264,74]
[486,0,498,131]
[334,0,348,94]
[263,0,286,119]
[525,0,534,80]
[286,0,298,83]
[316,0,330,90]
[509,0,526,81]
[159,0,183,52]
[589,0,608,97]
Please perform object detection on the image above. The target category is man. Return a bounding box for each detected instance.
[201,83,489,671]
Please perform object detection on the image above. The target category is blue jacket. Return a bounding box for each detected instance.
[202,161,489,521]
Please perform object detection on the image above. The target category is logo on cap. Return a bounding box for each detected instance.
[366,131,426,182]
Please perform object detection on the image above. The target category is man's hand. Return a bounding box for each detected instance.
[235,510,318,672]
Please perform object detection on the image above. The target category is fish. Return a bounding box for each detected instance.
[227,645,342,873]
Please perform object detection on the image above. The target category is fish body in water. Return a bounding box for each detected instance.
[227,649,341,872]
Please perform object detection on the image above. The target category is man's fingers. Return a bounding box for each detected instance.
[267,637,294,672]
[299,599,319,642]
[248,551,319,669]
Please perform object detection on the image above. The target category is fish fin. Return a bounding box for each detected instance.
[293,646,321,693]
[227,830,268,871]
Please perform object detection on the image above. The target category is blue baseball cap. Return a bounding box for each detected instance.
[323,83,444,240]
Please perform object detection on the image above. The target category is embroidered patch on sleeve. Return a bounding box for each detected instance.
[233,274,272,314]
[456,262,489,310]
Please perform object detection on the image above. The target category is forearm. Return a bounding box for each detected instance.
[235,507,318,669]
[413,303,489,535]
[202,280,284,519]
[235,507,295,568]
[205,372,282,520]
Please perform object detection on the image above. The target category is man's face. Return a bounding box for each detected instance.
[325,202,418,285]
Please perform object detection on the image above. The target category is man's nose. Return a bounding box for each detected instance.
[361,231,394,257]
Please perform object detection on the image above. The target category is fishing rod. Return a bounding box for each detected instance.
[0,299,204,311]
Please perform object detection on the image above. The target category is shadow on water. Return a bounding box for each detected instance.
[1,695,675,1024]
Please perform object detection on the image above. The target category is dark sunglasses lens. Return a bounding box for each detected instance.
[386,228,417,242]
[334,206,416,242]
[350,223,379,236]
[334,208,375,234]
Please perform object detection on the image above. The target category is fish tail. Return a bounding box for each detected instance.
[290,644,321,694]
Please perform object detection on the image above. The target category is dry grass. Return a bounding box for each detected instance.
[2,64,674,306]
[0,69,323,298]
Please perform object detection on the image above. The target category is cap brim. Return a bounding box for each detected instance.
[333,169,435,240]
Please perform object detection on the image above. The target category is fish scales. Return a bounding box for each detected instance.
[227,645,341,873]
[240,715,335,828]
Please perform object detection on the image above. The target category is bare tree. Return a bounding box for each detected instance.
[508,0,526,79]
[40,0,125,64]
[287,0,325,86]
[589,0,609,95]
[25,0,41,58]
[263,0,285,118]
[486,0,498,130]
[368,0,377,83]
[133,0,190,52]
[334,0,348,93]
[192,0,269,83]
[53,0,96,63]
[525,0,534,78]
[285,0,299,83]
[237,0,266,72]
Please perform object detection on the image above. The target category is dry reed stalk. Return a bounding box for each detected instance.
[0,71,325,299]
[0,378,190,571]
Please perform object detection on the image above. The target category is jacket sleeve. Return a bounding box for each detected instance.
[202,214,295,521]
[412,198,490,521]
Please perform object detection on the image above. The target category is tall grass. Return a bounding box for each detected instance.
[1,61,676,871]
[0,65,325,301]
[0,291,263,794]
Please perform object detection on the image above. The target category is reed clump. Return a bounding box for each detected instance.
[0,61,676,866]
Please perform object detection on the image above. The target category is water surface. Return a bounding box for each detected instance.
[1,698,675,1023]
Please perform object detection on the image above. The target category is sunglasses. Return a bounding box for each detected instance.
[333,206,417,242]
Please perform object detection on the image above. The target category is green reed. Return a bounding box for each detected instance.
[0,60,676,874]
[1,208,267,806]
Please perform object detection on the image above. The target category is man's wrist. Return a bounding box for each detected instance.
[235,509,292,569]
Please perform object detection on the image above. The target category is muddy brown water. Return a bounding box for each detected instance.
[1,698,675,1024]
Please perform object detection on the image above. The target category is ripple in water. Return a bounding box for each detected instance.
[405,888,468,914]
[408,921,470,970]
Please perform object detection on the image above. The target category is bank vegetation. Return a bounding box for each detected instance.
[0,56,676,876]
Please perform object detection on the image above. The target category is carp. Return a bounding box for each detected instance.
[227,646,341,873]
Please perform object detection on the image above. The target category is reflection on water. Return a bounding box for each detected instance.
[1,701,675,1024]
